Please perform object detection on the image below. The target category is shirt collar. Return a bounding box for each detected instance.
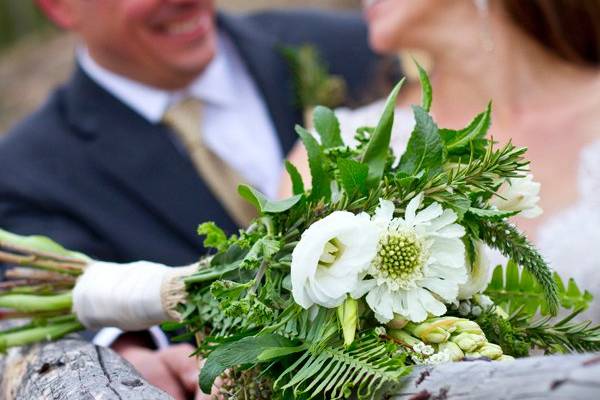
[78,31,238,124]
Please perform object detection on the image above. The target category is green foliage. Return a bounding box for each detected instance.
[274,333,410,399]
[414,60,432,112]
[313,106,344,148]
[466,207,518,221]
[199,334,296,394]
[476,309,530,357]
[485,261,593,316]
[296,125,332,201]
[338,158,369,197]
[397,105,445,178]
[360,79,404,188]
[285,161,305,195]
[470,218,559,314]
[512,309,600,353]
[197,222,229,252]
[439,102,491,157]
[238,185,302,214]
[240,237,280,270]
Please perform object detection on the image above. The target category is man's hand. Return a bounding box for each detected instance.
[113,337,221,399]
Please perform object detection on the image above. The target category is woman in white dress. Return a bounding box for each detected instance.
[281,0,600,319]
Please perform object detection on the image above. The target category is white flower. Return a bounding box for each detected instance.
[458,241,491,300]
[490,174,542,218]
[355,194,468,323]
[291,211,379,309]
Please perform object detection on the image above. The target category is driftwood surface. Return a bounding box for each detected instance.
[0,334,171,400]
[1,332,599,400]
[393,352,600,400]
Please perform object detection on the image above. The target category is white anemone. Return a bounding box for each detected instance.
[355,194,468,323]
[490,173,542,218]
[291,211,379,309]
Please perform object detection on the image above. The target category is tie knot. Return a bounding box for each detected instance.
[163,97,202,127]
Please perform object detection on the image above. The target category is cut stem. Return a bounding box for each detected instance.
[0,321,83,351]
[0,292,73,313]
[0,250,84,276]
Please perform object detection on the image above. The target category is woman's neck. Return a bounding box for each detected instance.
[416,8,599,131]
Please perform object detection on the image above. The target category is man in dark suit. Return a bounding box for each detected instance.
[0,1,396,397]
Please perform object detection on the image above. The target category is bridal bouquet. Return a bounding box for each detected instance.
[1,66,599,400]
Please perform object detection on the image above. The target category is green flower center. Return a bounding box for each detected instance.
[374,232,424,287]
[319,238,346,268]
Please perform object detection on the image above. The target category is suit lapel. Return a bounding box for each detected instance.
[63,67,237,247]
[218,13,302,155]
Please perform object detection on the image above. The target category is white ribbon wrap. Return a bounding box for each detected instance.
[72,261,195,330]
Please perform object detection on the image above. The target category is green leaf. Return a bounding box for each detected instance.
[257,344,308,361]
[397,105,445,177]
[313,106,344,148]
[197,222,228,252]
[360,79,405,188]
[439,102,491,155]
[285,161,305,195]
[467,207,519,221]
[238,185,301,214]
[296,125,331,201]
[337,158,369,197]
[414,59,432,112]
[199,334,295,394]
[0,228,89,261]
[240,237,280,270]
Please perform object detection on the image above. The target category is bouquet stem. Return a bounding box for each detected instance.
[0,292,72,313]
[0,315,82,351]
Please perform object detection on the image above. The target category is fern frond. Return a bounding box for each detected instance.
[274,333,409,400]
[485,261,593,316]
[473,218,559,314]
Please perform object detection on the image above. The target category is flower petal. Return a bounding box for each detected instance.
[421,277,460,302]
[405,289,428,322]
[404,193,423,226]
[373,199,395,227]
[414,202,443,225]
[417,288,447,316]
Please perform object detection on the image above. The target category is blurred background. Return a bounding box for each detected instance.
[0,0,360,133]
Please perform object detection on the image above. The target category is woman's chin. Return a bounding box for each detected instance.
[368,29,401,54]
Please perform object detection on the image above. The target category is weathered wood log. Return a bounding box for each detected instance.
[0,335,172,400]
[1,332,599,400]
[392,352,600,400]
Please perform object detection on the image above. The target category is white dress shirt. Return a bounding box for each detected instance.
[79,32,283,199]
[79,32,284,348]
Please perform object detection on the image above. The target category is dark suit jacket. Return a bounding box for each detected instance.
[0,10,398,267]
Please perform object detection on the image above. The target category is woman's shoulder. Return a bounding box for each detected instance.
[335,100,415,154]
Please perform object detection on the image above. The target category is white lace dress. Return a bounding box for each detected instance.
[336,101,600,321]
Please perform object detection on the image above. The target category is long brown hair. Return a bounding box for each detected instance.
[502,0,600,66]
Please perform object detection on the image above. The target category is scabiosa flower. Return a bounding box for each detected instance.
[291,211,379,309]
[354,194,468,323]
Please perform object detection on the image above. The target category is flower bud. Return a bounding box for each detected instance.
[388,329,423,348]
[478,343,503,359]
[337,296,358,346]
[453,319,484,335]
[450,332,486,352]
[406,317,458,343]
[387,314,409,330]
[497,355,515,362]
[437,341,464,361]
